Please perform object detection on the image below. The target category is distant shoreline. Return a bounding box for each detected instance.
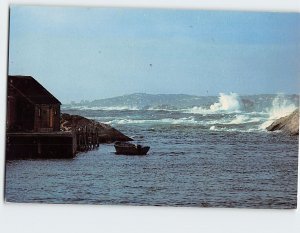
[63,93,299,105]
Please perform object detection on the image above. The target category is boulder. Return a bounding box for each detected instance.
[266,109,299,135]
[60,113,132,142]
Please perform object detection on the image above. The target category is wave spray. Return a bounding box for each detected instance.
[210,93,241,112]
[260,94,297,129]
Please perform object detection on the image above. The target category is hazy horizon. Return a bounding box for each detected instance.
[8,6,300,103]
[64,92,299,105]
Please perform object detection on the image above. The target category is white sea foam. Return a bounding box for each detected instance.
[99,106,139,111]
[210,92,241,111]
[146,107,179,112]
[184,93,241,114]
[104,117,198,125]
[209,125,259,133]
[259,94,297,130]
[184,106,213,114]
[63,105,139,111]
[266,94,297,119]
[228,115,261,125]
[209,126,216,131]
[207,114,262,133]
[64,93,298,133]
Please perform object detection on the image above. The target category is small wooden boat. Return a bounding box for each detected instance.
[114,141,150,155]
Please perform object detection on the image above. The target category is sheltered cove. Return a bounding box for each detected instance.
[6,75,132,159]
[6,75,298,159]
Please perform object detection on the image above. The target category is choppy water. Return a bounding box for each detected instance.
[5,94,299,208]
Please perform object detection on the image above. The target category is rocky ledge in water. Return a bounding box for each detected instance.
[61,113,132,142]
[266,109,299,136]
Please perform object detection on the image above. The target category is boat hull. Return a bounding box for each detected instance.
[114,145,150,155]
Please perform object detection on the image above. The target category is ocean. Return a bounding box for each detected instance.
[5,93,299,208]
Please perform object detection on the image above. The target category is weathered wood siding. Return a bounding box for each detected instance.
[7,90,35,132]
[34,104,60,132]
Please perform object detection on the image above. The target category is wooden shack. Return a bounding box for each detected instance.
[7,75,61,133]
[6,75,77,159]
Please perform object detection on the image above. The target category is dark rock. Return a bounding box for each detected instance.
[266,109,299,135]
[60,113,132,142]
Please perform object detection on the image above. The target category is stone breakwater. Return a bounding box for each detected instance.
[61,113,132,142]
[267,109,299,136]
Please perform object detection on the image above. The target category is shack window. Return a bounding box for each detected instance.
[38,108,41,117]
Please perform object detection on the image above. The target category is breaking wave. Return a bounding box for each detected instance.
[259,94,297,130]
[185,93,241,114]
[64,93,298,133]
[210,92,241,112]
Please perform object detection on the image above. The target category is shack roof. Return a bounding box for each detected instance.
[8,75,61,105]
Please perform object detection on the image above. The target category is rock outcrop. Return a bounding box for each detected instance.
[266,109,299,135]
[60,113,132,142]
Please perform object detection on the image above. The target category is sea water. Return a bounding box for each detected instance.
[5,94,299,208]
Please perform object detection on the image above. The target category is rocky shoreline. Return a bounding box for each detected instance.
[266,109,299,136]
[60,113,132,143]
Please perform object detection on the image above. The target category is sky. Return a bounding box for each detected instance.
[8,5,300,103]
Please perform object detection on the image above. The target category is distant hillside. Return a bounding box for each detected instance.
[63,93,299,112]
[65,93,217,109]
